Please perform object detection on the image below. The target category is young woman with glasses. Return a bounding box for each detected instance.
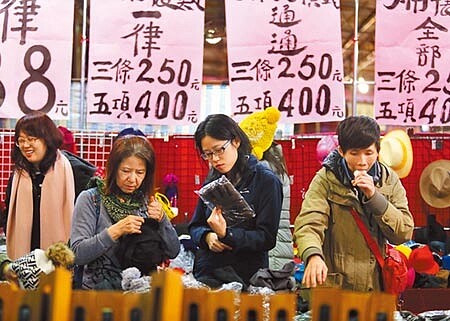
[189,114,283,288]
[3,111,95,260]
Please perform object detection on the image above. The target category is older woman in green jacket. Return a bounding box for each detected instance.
[293,116,414,292]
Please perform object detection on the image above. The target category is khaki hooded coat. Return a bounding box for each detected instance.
[293,151,414,292]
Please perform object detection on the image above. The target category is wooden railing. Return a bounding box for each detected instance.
[0,268,396,321]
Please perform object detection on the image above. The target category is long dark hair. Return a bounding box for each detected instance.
[12,111,63,174]
[104,135,156,197]
[262,142,288,179]
[194,114,252,183]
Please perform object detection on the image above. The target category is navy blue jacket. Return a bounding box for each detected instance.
[189,155,283,285]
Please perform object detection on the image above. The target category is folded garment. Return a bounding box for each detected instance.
[196,265,246,290]
[249,261,295,291]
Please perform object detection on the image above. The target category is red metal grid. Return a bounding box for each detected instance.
[0,132,449,228]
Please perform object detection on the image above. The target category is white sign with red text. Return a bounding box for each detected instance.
[87,0,205,125]
[225,0,345,124]
[374,0,450,126]
[0,0,74,119]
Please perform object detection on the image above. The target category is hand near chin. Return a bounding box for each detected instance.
[352,170,375,198]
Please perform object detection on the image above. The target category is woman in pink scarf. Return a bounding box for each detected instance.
[4,112,76,259]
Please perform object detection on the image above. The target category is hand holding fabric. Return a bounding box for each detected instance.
[205,232,232,252]
[207,207,227,238]
[148,196,164,222]
[108,215,144,240]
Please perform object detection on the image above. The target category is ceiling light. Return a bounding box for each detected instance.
[205,28,222,45]
[357,77,369,94]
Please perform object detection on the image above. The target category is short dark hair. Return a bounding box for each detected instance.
[337,116,380,153]
[12,111,63,173]
[104,135,156,197]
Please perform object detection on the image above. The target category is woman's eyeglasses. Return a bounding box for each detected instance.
[16,136,40,147]
[201,140,231,160]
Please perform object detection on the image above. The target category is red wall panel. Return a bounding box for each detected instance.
[1,132,449,228]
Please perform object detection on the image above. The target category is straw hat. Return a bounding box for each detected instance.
[379,130,413,178]
[239,107,281,160]
[419,160,450,208]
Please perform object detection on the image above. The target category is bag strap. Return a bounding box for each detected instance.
[93,189,101,218]
[72,189,102,289]
[350,209,384,268]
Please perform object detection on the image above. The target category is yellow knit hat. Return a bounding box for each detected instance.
[395,244,412,259]
[239,107,281,160]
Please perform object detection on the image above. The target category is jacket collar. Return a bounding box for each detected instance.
[235,154,258,190]
[322,150,382,187]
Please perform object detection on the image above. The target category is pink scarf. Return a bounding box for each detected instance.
[7,150,75,259]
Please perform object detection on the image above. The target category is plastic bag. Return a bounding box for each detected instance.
[195,175,255,227]
[168,243,195,274]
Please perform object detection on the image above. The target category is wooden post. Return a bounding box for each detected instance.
[268,293,296,321]
[148,269,184,321]
[205,291,237,321]
[239,293,264,321]
[0,282,23,321]
[239,294,265,321]
[337,290,370,321]
[311,288,341,321]
[122,292,152,321]
[94,291,127,321]
[182,288,208,321]
[366,292,396,321]
[18,289,42,321]
[70,290,98,321]
[38,267,73,321]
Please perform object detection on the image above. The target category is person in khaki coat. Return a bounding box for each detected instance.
[293,116,414,292]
